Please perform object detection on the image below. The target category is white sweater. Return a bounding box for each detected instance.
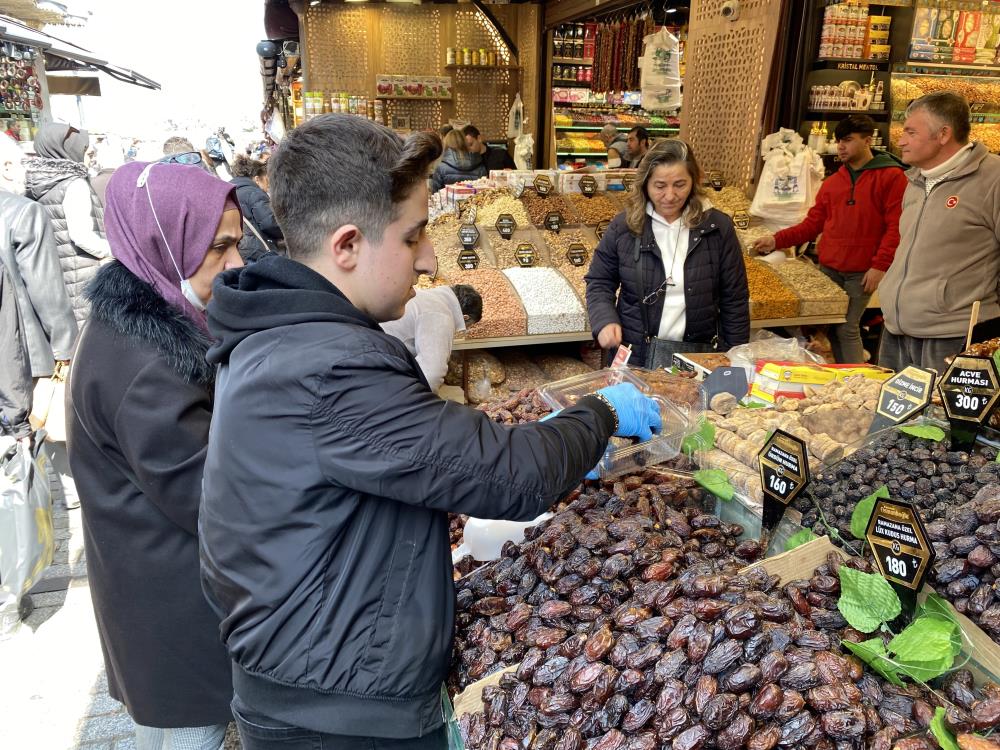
[381,286,466,392]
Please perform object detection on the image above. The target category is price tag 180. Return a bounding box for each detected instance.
[758,429,810,540]
[733,211,751,230]
[579,175,597,197]
[709,171,724,191]
[533,174,553,197]
[545,212,563,233]
[869,366,936,434]
[865,497,935,592]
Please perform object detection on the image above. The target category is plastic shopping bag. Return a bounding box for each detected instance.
[0,434,55,636]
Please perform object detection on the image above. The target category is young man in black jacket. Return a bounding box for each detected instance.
[199,114,661,749]
[462,124,516,172]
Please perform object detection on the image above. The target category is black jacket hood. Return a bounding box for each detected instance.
[207,254,379,365]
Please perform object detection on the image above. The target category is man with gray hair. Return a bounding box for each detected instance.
[600,124,631,168]
[878,92,1000,372]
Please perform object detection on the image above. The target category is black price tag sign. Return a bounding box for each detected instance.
[596,219,610,240]
[710,171,724,191]
[940,356,1000,422]
[579,175,597,197]
[759,430,810,536]
[515,243,536,267]
[458,223,480,250]
[621,174,635,192]
[495,213,517,239]
[733,211,751,230]
[866,497,935,593]
[545,211,563,233]
[458,249,480,270]
[533,174,553,196]
[566,243,587,266]
[869,366,936,433]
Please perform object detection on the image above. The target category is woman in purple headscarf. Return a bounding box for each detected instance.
[66,161,243,750]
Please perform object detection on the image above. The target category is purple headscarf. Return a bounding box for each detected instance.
[104,161,240,330]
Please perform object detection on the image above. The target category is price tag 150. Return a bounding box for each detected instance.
[869,366,936,433]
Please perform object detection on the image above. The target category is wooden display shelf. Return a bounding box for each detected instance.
[750,314,846,327]
[556,151,606,156]
[445,64,521,71]
[453,331,592,350]
[552,57,594,65]
[553,78,591,86]
[375,95,452,101]
[896,61,1000,75]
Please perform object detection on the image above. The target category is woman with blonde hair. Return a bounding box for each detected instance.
[429,128,486,191]
[585,138,750,368]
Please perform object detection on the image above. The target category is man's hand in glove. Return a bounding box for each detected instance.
[595,382,662,441]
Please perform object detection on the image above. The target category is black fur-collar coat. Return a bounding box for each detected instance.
[66,261,232,726]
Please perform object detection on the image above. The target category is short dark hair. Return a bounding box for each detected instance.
[269,114,442,260]
[462,124,481,139]
[231,154,267,179]
[906,91,972,144]
[629,126,650,146]
[834,115,876,141]
[452,284,482,325]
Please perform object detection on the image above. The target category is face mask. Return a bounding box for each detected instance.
[137,163,206,311]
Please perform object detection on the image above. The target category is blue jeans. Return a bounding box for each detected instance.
[231,698,448,750]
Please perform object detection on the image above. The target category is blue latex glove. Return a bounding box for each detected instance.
[596,383,662,442]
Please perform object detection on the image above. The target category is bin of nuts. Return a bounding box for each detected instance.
[487,229,550,270]
[464,188,531,228]
[519,188,580,228]
[744,256,802,320]
[541,228,597,304]
[451,268,528,339]
[772,258,849,317]
[565,192,621,226]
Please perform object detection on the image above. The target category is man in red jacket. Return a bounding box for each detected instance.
[752,115,908,363]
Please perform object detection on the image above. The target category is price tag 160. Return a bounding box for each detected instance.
[758,430,810,539]
[566,244,587,267]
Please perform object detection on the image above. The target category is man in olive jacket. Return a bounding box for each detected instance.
[879,92,1000,373]
[199,115,661,749]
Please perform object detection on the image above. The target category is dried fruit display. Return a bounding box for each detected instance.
[629,369,703,412]
[924,487,1000,642]
[451,269,528,340]
[520,189,580,228]
[455,520,986,750]
[771,260,850,318]
[476,388,553,425]
[744,257,802,320]
[795,428,1000,539]
[566,193,621,226]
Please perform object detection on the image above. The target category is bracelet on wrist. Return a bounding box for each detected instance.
[593,393,619,433]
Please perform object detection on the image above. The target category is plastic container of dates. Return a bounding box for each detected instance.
[538,367,652,411]
[594,395,691,480]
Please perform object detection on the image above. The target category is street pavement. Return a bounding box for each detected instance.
[1,453,240,749]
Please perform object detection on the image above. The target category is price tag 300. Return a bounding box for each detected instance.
[939,355,1000,423]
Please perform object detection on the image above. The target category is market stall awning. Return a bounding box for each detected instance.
[0,15,160,90]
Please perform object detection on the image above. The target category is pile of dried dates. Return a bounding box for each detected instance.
[451,473,758,692]
[478,388,553,425]
[795,431,1000,537]
[925,489,1000,642]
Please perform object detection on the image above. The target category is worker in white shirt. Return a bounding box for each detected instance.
[381,284,482,392]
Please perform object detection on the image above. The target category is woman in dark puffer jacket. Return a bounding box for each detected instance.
[585,139,750,368]
[429,129,486,192]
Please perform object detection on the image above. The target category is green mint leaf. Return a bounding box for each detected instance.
[930,707,961,750]
[896,653,956,683]
[785,528,818,552]
[917,593,960,628]
[891,614,962,662]
[837,565,901,633]
[850,484,889,540]
[898,424,946,441]
[842,638,905,687]
[694,469,734,502]
[738,400,768,409]
[682,418,716,456]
